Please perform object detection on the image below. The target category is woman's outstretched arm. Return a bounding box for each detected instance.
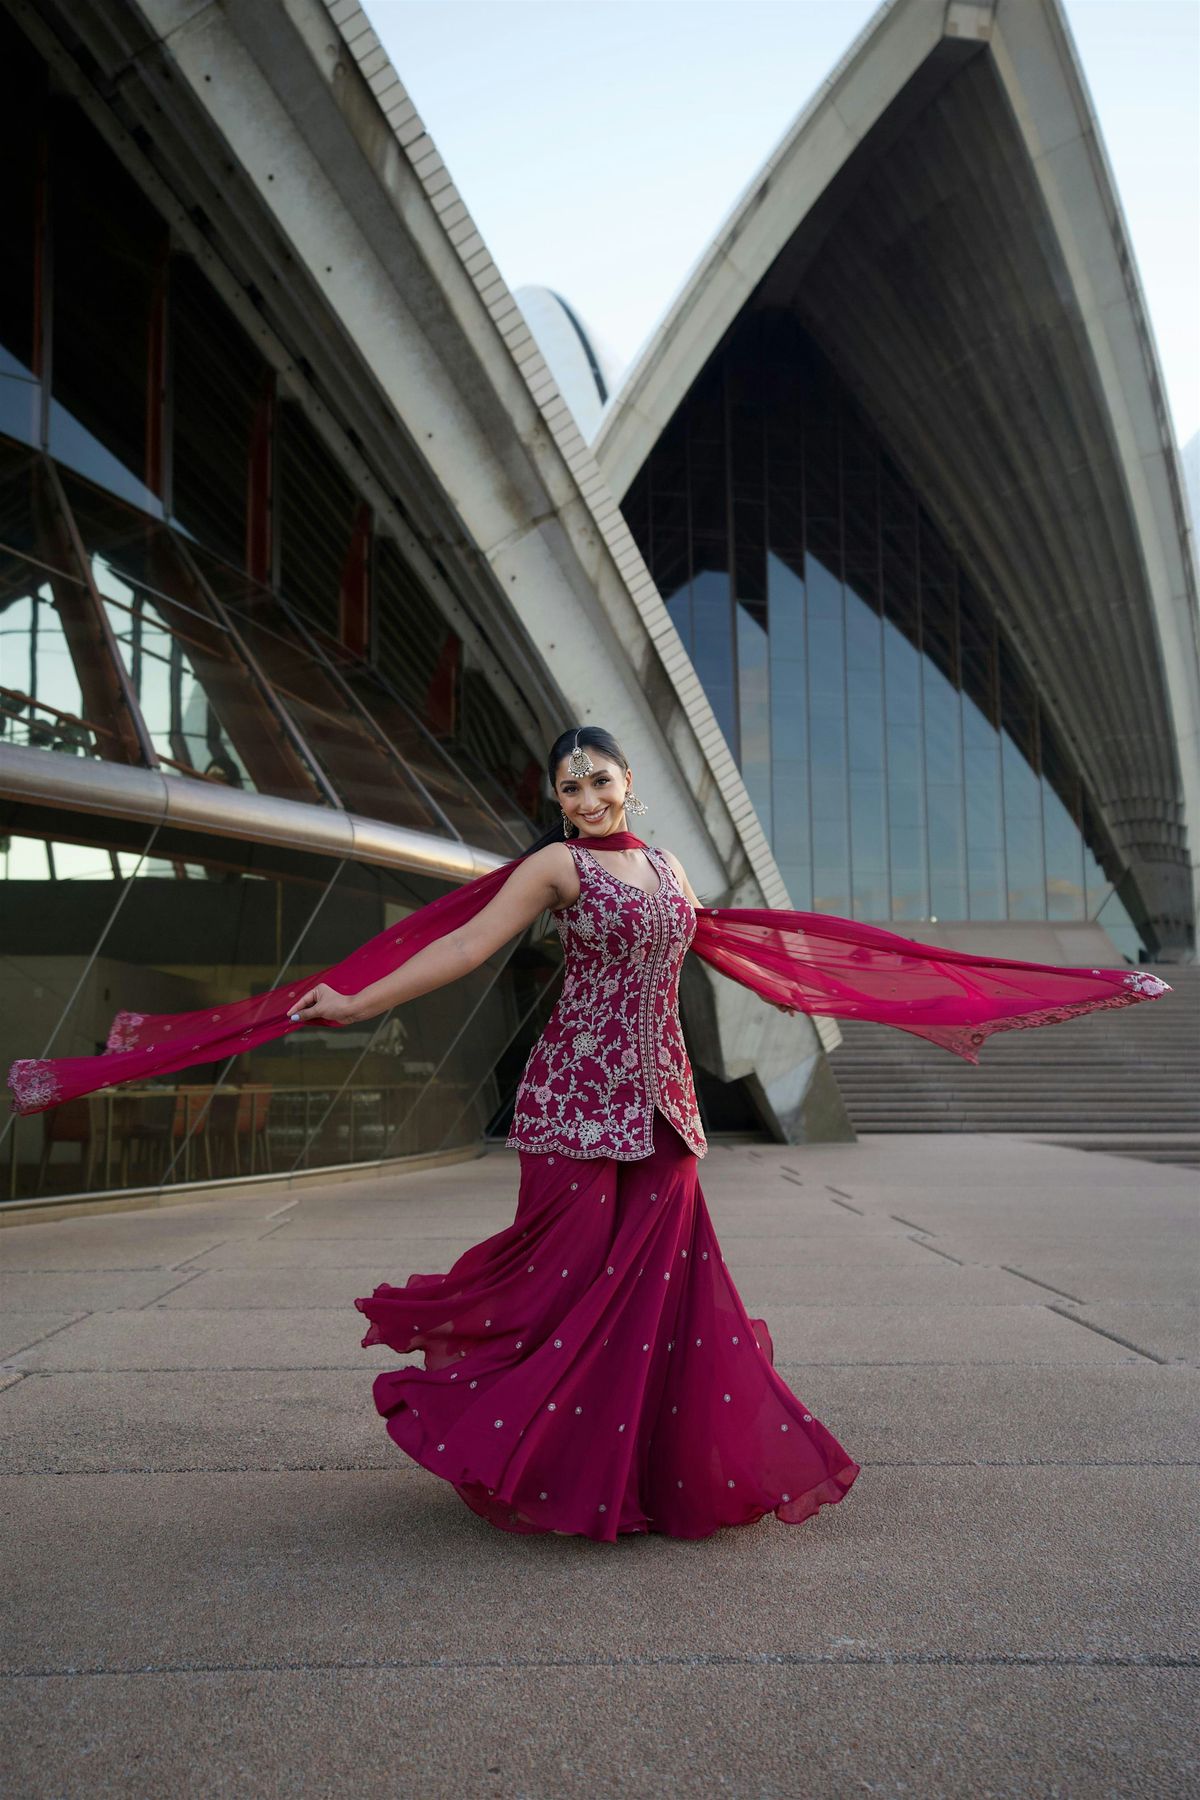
[288,843,576,1027]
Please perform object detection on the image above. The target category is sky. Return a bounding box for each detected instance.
[367,0,1200,449]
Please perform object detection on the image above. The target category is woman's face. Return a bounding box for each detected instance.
[553,752,631,837]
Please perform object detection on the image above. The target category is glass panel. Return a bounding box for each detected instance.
[963,699,1005,919]
[737,599,771,833]
[649,420,691,642]
[1095,884,1148,965]
[733,486,769,827]
[762,339,809,897]
[455,663,539,830]
[691,566,737,753]
[880,462,926,920]
[846,589,886,919]
[277,401,360,640]
[169,256,268,567]
[807,549,849,915]
[48,102,165,514]
[0,441,74,573]
[0,818,543,1202]
[766,551,810,906]
[57,472,327,803]
[335,659,527,855]
[204,567,443,827]
[374,534,461,733]
[1,568,113,761]
[450,754,535,851]
[998,639,1046,920]
[922,535,965,919]
[686,366,735,753]
[804,392,849,915]
[843,427,885,918]
[652,529,691,645]
[1041,721,1086,922]
[0,20,43,449]
[959,587,1004,916]
[0,458,144,767]
[2,819,159,1202]
[924,659,966,919]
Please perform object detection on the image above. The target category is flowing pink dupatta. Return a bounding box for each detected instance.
[6,830,1172,1116]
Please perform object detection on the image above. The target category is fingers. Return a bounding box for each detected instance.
[289,988,318,1022]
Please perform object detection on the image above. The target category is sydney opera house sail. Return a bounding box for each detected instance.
[2,0,1195,1209]
[592,0,1199,969]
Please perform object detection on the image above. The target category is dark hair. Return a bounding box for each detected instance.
[519,725,630,858]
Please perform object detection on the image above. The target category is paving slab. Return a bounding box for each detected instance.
[3,1466,1195,1675]
[753,1301,1139,1365]
[177,1234,513,1271]
[269,1209,517,1238]
[0,1370,391,1473]
[0,1269,212,1311]
[0,1312,87,1360]
[4,1308,399,1372]
[1,1132,1196,1797]
[987,1253,1198,1304]
[1071,1301,1198,1366]
[152,1266,455,1310]
[1,1362,1194,1478]
[0,1215,274,1270]
[2,1665,1195,1800]
[724,1261,1045,1308]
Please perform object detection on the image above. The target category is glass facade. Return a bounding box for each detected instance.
[622,309,1150,958]
[0,825,563,1200]
[0,16,557,1202]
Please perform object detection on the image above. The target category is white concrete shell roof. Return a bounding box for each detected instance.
[5,0,845,1102]
[592,0,1200,941]
[512,286,620,442]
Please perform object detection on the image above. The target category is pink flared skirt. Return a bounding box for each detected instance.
[354,1111,861,1543]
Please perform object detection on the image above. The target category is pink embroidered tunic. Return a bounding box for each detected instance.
[506,841,707,1161]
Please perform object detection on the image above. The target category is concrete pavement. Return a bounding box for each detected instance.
[1,1134,1196,1797]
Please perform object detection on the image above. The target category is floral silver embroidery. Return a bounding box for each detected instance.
[942,968,1174,1061]
[7,1059,62,1114]
[506,844,706,1159]
[105,1011,147,1053]
[1123,970,1171,997]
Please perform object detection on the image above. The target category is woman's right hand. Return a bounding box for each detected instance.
[288,983,359,1027]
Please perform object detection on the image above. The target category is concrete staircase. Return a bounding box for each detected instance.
[828,963,1200,1166]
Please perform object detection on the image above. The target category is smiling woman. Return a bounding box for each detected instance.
[7,717,1173,1536]
[351,723,863,1540]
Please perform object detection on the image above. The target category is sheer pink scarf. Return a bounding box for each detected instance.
[6,831,1172,1116]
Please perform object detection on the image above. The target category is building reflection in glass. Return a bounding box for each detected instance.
[622,311,1149,958]
[0,14,556,1202]
[0,825,562,1200]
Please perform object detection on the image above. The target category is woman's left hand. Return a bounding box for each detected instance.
[287,983,358,1026]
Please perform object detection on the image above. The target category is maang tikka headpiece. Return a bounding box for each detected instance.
[566,730,595,779]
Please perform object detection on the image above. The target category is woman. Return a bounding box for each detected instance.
[290,724,861,1542]
[7,725,1170,1540]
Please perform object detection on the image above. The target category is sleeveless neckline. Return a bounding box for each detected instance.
[576,842,664,901]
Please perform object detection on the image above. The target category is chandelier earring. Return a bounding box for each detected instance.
[625,789,648,816]
[560,808,578,839]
